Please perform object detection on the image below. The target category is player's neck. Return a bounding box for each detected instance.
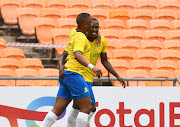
[76,27,86,34]
[87,36,96,42]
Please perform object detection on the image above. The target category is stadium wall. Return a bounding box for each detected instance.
[0,87,180,127]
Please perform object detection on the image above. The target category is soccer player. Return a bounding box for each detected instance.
[59,18,126,127]
[40,13,102,127]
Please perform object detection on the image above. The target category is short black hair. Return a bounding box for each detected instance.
[92,18,99,24]
[76,13,91,27]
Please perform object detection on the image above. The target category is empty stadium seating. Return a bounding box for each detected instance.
[51,29,70,44]
[45,0,67,10]
[23,0,44,11]
[0,68,15,86]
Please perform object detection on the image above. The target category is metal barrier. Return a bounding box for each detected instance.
[0,77,179,86]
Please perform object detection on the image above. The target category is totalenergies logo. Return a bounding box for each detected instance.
[0,96,66,127]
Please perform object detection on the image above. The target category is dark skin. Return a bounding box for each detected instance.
[59,20,126,113]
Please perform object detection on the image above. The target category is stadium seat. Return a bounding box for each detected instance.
[0,58,20,72]
[34,18,56,44]
[164,40,180,51]
[37,68,59,86]
[136,49,158,62]
[51,29,70,44]
[92,0,112,10]
[159,50,180,62]
[150,20,171,33]
[2,48,25,61]
[148,70,171,87]
[127,19,148,33]
[56,47,65,56]
[23,0,44,11]
[154,10,176,22]
[109,59,130,78]
[0,69,15,86]
[126,69,148,87]
[131,60,152,72]
[153,60,176,77]
[159,0,180,11]
[100,29,119,39]
[104,19,125,32]
[107,41,117,59]
[136,0,158,11]
[113,0,135,11]
[112,49,134,62]
[141,40,163,53]
[69,0,91,10]
[144,30,166,41]
[40,8,62,24]
[132,9,153,24]
[58,18,77,29]
[172,20,180,30]
[178,10,180,20]
[0,38,7,52]
[15,69,38,86]
[17,8,40,35]
[45,0,67,9]
[21,58,44,72]
[63,8,83,19]
[109,9,130,25]
[117,40,140,54]
[1,0,22,24]
[85,9,107,27]
[121,30,143,40]
[174,70,180,87]
[177,61,180,70]
[167,30,180,40]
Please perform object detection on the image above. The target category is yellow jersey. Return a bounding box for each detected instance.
[64,28,90,75]
[83,36,107,82]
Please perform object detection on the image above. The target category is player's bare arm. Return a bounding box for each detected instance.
[59,51,68,79]
[100,52,126,88]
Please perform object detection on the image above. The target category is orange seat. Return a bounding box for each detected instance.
[86,9,107,27]
[107,41,117,59]
[109,59,130,78]
[167,30,180,40]
[0,58,20,72]
[1,0,21,24]
[136,49,158,62]
[178,10,180,20]
[104,19,125,32]
[127,69,148,87]
[100,29,119,39]
[37,68,59,86]
[34,18,56,44]
[132,9,153,24]
[159,0,180,11]
[141,40,163,53]
[130,60,152,72]
[17,8,40,35]
[159,50,180,62]
[109,9,130,25]
[52,29,70,45]
[2,48,25,61]
[63,8,83,19]
[144,30,166,41]
[0,69,15,86]
[114,0,135,11]
[23,0,44,11]
[172,20,180,30]
[153,60,176,77]
[15,69,38,86]
[0,38,7,51]
[154,10,176,22]
[164,40,180,52]
[40,8,62,23]
[56,47,65,56]
[117,40,140,54]
[45,0,67,9]
[96,58,108,77]
[58,18,77,29]
[148,70,171,87]
[69,0,91,10]
[92,0,112,10]
[21,58,44,72]
[150,20,171,33]
[136,0,158,11]
[127,19,148,33]
[121,30,143,40]
[177,61,180,70]
[174,70,180,87]
[112,49,134,62]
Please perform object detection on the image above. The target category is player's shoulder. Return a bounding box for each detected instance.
[101,36,107,45]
